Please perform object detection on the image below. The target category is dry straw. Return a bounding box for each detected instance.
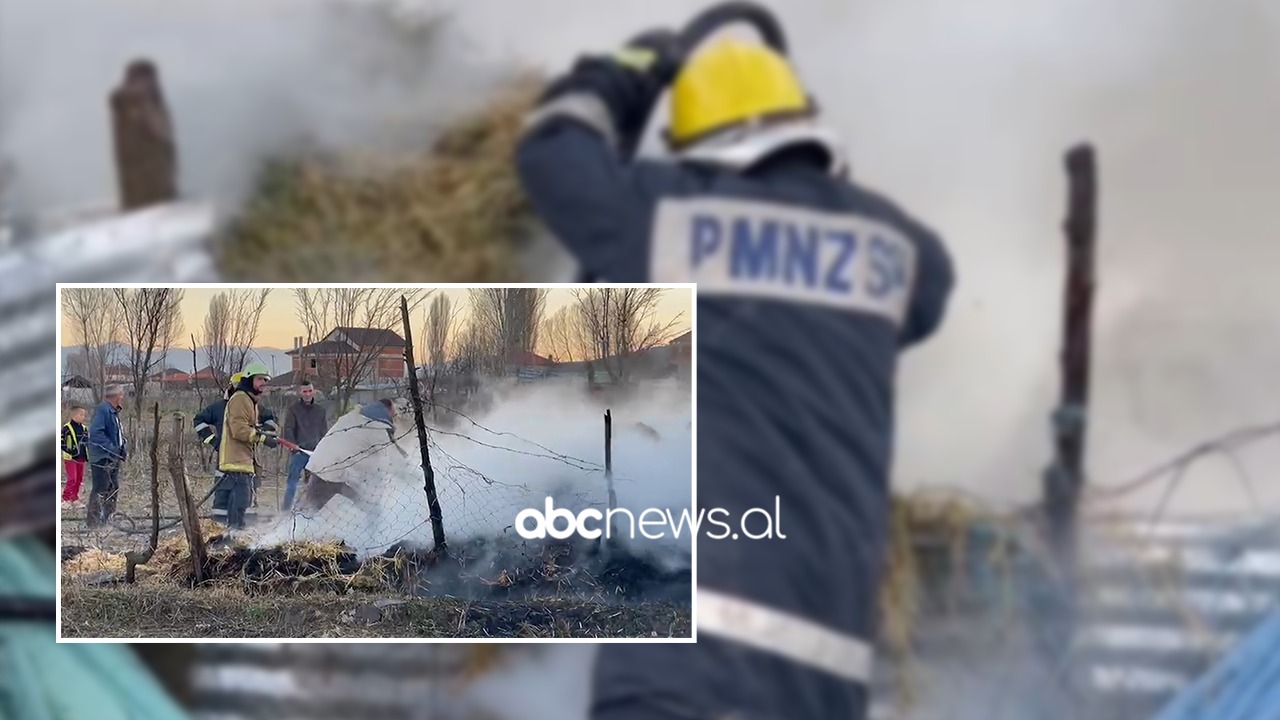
[216,75,545,283]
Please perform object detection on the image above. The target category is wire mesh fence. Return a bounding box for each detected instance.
[59,379,693,598]
[865,420,1280,720]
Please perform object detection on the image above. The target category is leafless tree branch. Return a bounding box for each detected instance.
[292,288,430,412]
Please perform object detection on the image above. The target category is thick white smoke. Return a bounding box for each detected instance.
[6,1,1279,512]
[0,0,506,214]
[254,380,693,565]
[447,0,1280,519]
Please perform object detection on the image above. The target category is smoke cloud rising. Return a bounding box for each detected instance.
[5,1,1278,511]
[254,380,693,572]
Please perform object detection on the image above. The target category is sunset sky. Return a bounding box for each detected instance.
[69,287,692,350]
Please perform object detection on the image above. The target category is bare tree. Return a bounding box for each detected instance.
[113,288,184,430]
[467,288,548,375]
[571,288,684,384]
[423,293,462,406]
[200,289,271,386]
[540,305,588,364]
[293,288,429,412]
[61,288,123,394]
[424,293,463,373]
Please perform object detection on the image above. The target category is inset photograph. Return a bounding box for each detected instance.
[57,284,693,640]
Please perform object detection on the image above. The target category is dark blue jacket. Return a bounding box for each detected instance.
[194,396,276,449]
[87,401,125,466]
[517,117,953,720]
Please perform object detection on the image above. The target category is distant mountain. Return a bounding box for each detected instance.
[60,345,293,377]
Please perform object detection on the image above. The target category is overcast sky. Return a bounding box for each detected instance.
[163,287,691,350]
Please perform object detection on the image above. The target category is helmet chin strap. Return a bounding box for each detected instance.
[671,120,848,176]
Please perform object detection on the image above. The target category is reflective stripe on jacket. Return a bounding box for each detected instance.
[61,421,86,461]
[218,389,261,474]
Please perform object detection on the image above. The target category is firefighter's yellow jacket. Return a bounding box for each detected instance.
[218,389,263,474]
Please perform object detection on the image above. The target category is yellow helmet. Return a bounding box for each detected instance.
[667,38,811,147]
[230,372,244,385]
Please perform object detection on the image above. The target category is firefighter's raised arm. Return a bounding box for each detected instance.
[893,207,956,348]
[515,38,695,283]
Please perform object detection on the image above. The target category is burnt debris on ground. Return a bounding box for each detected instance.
[411,535,692,604]
[63,526,691,607]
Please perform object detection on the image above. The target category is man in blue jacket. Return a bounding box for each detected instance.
[86,384,128,528]
[516,29,954,720]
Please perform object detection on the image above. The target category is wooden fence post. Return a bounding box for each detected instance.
[1044,143,1097,593]
[603,409,617,554]
[168,411,206,584]
[109,59,178,211]
[401,295,446,553]
[124,402,162,582]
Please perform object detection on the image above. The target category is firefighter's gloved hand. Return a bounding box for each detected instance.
[540,30,679,155]
[261,435,280,449]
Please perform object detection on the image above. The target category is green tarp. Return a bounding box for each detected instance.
[0,538,190,720]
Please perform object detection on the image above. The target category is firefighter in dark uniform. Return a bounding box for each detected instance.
[515,30,955,720]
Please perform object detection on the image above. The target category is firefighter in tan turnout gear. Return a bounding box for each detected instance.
[218,362,279,529]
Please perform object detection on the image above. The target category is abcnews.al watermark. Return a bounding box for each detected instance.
[514,496,786,541]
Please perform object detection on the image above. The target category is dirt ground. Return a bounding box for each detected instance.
[61,585,691,639]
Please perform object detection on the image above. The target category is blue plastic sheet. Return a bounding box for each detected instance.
[1152,609,1280,720]
[0,538,191,720]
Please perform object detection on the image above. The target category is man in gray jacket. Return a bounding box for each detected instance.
[280,380,330,511]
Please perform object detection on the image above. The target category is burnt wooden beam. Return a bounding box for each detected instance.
[1044,143,1098,582]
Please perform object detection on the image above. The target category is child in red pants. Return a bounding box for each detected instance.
[61,404,89,502]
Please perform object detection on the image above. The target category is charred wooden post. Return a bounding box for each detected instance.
[125,403,163,582]
[110,59,178,210]
[401,295,446,552]
[605,409,616,512]
[1044,144,1098,585]
[604,409,618,553]
[168,411,206,584]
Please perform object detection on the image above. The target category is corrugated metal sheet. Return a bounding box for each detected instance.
[191,644,490,720]
[1076,518,1280,719]
[4,200,219,479]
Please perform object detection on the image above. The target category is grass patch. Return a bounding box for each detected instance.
[61,585,690,639]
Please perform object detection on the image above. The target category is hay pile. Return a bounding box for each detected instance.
[63,548,127,576]
[153,529,406,594]
[217,75,545,282]
[878,493,1025,704]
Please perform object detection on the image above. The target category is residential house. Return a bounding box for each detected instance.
[668,330,692,364]
[189,365,231,390]
[148,367,190,385]
[668,330,692,384]
[103,364,131,384]
[61,374,92,390]
[286,328,407,389]
[505,350,557,383]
